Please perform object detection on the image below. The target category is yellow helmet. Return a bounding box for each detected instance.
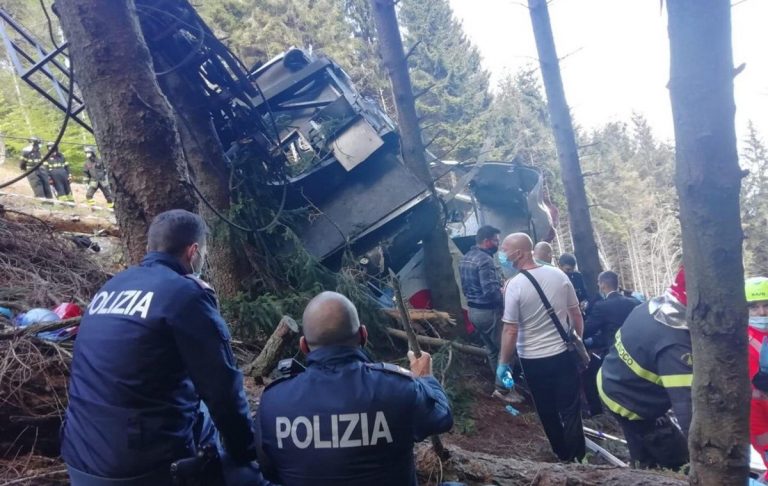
[745,277,768,303]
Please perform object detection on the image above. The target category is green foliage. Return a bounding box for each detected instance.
[0,1,95,176]
[485,69,562,204]
[580,114,680,296]
[218,144,390,347]
[741,121,768,276]
[197,0,383,100]
[398,0,491,162]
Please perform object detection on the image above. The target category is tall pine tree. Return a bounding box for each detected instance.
[397,0,491,162]
[741,121,768,276]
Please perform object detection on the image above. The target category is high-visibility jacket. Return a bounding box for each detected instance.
[45,153,69,172]
[749,326,768,469]
[598,301,694,434]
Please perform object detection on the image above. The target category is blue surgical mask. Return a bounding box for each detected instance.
[750,316,768,331]
[498,252,513,270]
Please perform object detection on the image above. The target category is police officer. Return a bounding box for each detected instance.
[598,266,691,469]
[45,142,74,202]
[61,209,269,485]
[259,291,453,486]
[20,136,52,199]
[83,146,114,208]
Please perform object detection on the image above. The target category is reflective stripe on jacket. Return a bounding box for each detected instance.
[598,301,693,435]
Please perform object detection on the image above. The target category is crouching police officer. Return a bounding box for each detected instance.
[61,209,270,485]
[259,291,454,486]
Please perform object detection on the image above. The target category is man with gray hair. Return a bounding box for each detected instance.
[533,241,554,266]
[259,291,453,485]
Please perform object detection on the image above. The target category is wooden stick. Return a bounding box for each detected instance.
[0,317,81,340]
[388,269,449,461]
[388,269,422,356]
[385,328,488,357]
[381,308,456,327]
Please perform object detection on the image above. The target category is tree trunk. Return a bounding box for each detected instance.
[369,0,465,331]
[527,0,602,296]
[666,1,750,484]
[416,443,687,486]
[56,0,197,263]
[151,57,252,299]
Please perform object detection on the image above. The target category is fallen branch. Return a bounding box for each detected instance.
[385,328,488,358]
[416,443,686,485]
[2,206,119,237]
[0,317,81,340]
[382,308,456,327]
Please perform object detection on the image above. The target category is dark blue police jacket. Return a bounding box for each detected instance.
[61,252,257,478]
[259,346,453,486]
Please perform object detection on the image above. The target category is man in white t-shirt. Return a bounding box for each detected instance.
[496,233,586,462]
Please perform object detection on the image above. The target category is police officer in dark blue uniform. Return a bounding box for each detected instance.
[61,209,268,485]
[258,291,453,486]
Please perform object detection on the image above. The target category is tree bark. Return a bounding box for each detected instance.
[56,0,197,264]
[416,443,687,485]
[150,57,252,299]
[666,1,750,484]
[369,0,465,331]
[527,0,602,296]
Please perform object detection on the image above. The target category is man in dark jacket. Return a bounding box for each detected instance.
[582,271,640,416]
[20,137,52,199]
[45,142,74,202]
[558,253,589,306]
[61,209,268,485]
[585,271,641,351]
[259,291,453,486]
[83,146,114,208]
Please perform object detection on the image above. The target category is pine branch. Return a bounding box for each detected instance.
[404,40,422,61]
[413,83,436,100]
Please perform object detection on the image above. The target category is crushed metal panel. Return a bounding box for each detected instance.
[292,149,431,260]
[332,118,384,171]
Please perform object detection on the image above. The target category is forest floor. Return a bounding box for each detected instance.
[0,164,686,485]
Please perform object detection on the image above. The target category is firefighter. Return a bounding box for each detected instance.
[45,142,74,202]
[83,146,114,208]
[597,266,691,470]
[746,277,768,476]
[20,137,52,199]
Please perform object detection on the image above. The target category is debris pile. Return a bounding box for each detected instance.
[0,334,71,456]
[0,205,108,312]
[0,207,107,483]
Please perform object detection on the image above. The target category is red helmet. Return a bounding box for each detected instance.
[667,266,687,306]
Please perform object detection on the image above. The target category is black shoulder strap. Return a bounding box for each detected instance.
[519,269,570,344]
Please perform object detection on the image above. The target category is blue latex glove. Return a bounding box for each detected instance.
[505,405,520,416]
[760,338,768,374]
[583,337,594,348]
[496,363,514,389]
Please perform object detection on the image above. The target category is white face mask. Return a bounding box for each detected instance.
[750,316,768,331]
[190,247,205,278]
